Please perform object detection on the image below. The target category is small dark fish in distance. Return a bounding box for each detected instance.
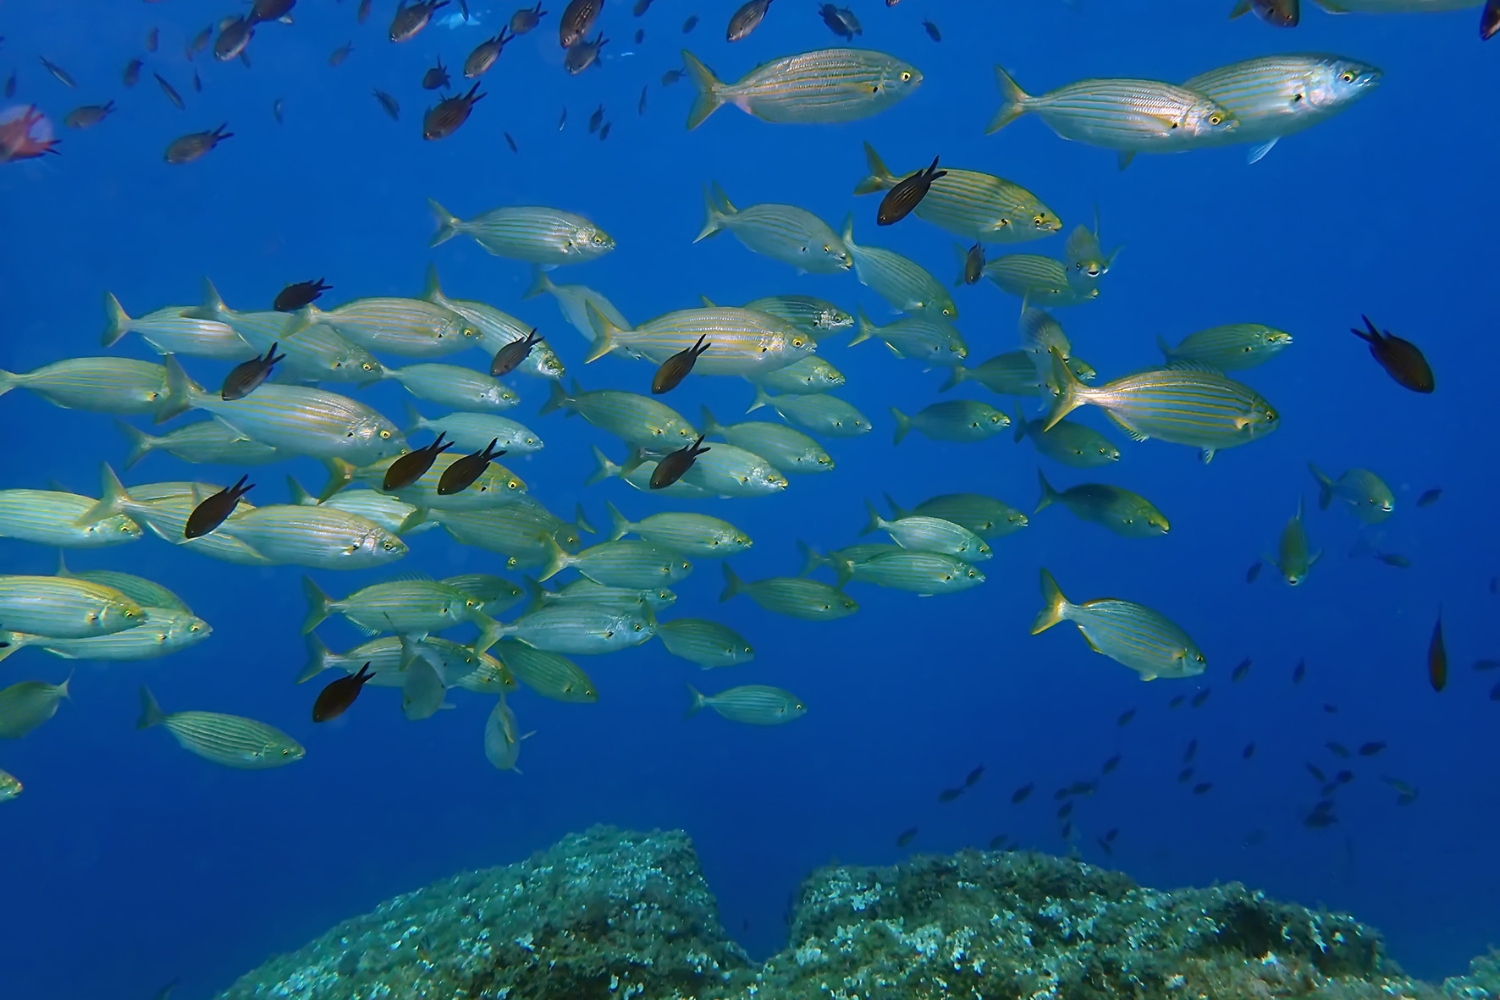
[1182,739,1197,763]
[185,474,254,538]
[1116,708,1135,727]
[1474,658,1500,671]
[564,33,607,73]
[638,85,647,115]
[1190,688,1210,708]
[1242,741,1255,759]
[937,787,963,803]
[589,103,604,132]
[636,28,644,42]
[662,68,684,86]
[391,0,450,43]
[1304,804,1337,829]
[1053,786,1070,801]
[272,98,284,123]
[923,18,940,41]
[465,27,513,78]
[878,155,946,226]
[633,0,654,15]
[987,834,1006,850]
[1229,0,1299,26]
[154,72,185,110]
[438,438,505,494]
[423,81,485,140]
[64,102,115,129]
[2,72,13,98]
[147,26,160,52]
[249,0,297,26]
[1484,0,1499,40]
[559,106,568,130]
[961,243,984,285]
[1351,315,1434,393]
[1245,560,1262,583]
[165,124,232,163]
[505,132,518,152]
[1292,659,1306,683]
[222,342,285,400]
[1334,769,1353,785]
[1101,753,1120,773]
[491,329,543,376]
[214,17,255,62]
[1095,837,1113,856]
[384,433,453,490]
[1168,694,1184,709]
[313,661,375,722]
[1358,741,1385,757]
[1060,820,1073,838]
[1428,613,1446,692]
[650,435,710,489]
[512,2,549,34]
[1193,782,1212,795]
[1306,763,1326,783]
[1231,657,1251,682]
[560,0,603,47]
[895,827,917,847]
[330,42,355,66]
[1056,801,1073,818]
[818,4,861,40]
[1491,680,1500,701]
[1011,782,1033,804]
[1325,741,1349,758]
[1068,780,1096,796]
[653,334,711,393]
[358,0,374,21]
[192,69,203,93]
[1375,552,1411,568]
[275,278,332,313]
[373,88,401,120]
[1177,767,1194,783]
[423,57,451,90]
[728,0,772,42]
[1416,488,1442,507]
[964,764,983,787]
[39,57,75,88]
[191,25,213,55]
[1323,703,1338,714]
[682,14,699,32]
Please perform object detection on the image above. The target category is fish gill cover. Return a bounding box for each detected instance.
[0,0,1497,997]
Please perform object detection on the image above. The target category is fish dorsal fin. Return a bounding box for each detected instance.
[700,295,718,308]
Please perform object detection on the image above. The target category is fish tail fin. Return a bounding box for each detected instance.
[699,405,722,435]
[797,540,827,577]
[285,475,314,506]
[317,458,356,502]
[474,615,505,657]
[1035,468,1060,513]
[522,264,553,300]
[849,306,875,347]
[427,198,461,246]
[402,402,426,436]
[0,635,22,665]
[1155,334,1174,362]
[859,498,882,537]
[582,302,623,364]
[156,355,204,424]
[538,533,570,582]
[1308,463,1334,511]
[102,292,133,346]
[300,575,333,634]
[1012,405,1027,444]
[839,213,855,250]
[986,65,1029,134]
[421,262,443,302]
[684,682,707,718]
[890,407,911,445]
[1030,568,1071,634]
[852,141,895,195]
[1041,350,1086,431]
[136,685,166,730]
[884,492,911,519]
[115,420,156,471]
[520,575,548,614]
[574,502,596,536]
[296,632,332,684]
[746,384,772,413]
[1228,0,1252,18]
[77,462,134,526]
[719,563,741,602]
[584,445,621,487]
[694,184,729,242]
[0,369,14,399]
[605,500,632,541]
[540,380,573,417]
[681,50,724,130]
[938,366,966,393]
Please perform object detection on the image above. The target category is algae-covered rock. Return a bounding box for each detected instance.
[1445,948,1500,999]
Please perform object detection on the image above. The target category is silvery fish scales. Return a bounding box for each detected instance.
[499,604,656,656]
[138,688,305,770]
[0,490,141,548]
[408,410,544,455]
[841,219,957,317]
[0,358,169,416]
[542,382,699,448]
[429,200,615,265]
[587,306,815,376]
[102,294,253,360]
[683,48,922,129]
[0,575,143,638]
[315,298,478,358]
[219,505,407,570]
[697,184,851,274]
[118,419,283,470]
[56,562,190,614]
[1183,54,1381,151]
[383,364,518,412]
[854,144,1062,242]
[35,609,210,661]
[427,272,567,380]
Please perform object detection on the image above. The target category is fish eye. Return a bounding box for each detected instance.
[792,336,805,347]
[1341,71,1354,83]
[1208,113,1223,125]
[900,71,912,82]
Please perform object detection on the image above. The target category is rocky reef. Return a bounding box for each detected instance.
[216,826,1486,1000]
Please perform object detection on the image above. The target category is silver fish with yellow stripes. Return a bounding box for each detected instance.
[413,506,577,568]
[891,400,1009,445]
[587,446,714,499]
[861,500,990,561]
[380,364,518,412]
[81,468,271,566]
[982,255,1098,309]
[426,266,567,380]
[1158,324,1293,371]
[1045,354,1278,462]
[524,267,631,345]
[484,695,526,773]
[0,489,141,548]
[189,280,383,386]
[54,554,191,614]
[888,492,1029,539]
[700,406,834,474]
[406,407,544,456]
[940,351,1048,396]
[1035,470,1169,537]
[851,308,967,366]
[117,418,284,470]
[853,142,1062,242]
[1018,308,1092,380]
[1183,54,1381,163]
[443,574,526,617]
[301,576,487,636]
[606,502,752,558]
[486,603,656,656]
[6,608,210,662]
[1308,463,1394,524]
[749,356,845,396]
[429,199,615,265]
[218,505,407,571]
[752,389,871,438]
[330,452,527,510]
[525,578,676,613]
[848,550,986,595]
[137,686,305,769]
[0,677,71,738]
[159,357,407,466]
[584,302,814,375]
[298,633,514,693]
[742,296,853,342]
[988,67,1238,170]
[306,297,479,359]
[686,683,805,725]
[1013,408,1119,468]
[0,769,19,802]
[682,47,921,129]
[1031,569,1204,680]
[799,541,900,583]
[541,537,692,589]
[541,380,699,448]
[102,292,252,360]
[492,640,597,703]
[841,217,957,317]
[720,564,857,620]
[0,357,171,417]
[657,618,754,668]
[286,478,422,536]
[630,441,788,498]
[0,575,144,638]
[696,182,850,274]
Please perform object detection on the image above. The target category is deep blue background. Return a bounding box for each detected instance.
[2,1,1497,997]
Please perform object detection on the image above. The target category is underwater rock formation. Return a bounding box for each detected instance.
[217,826,1465,999]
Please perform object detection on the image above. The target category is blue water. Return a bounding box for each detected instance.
[2,1,1498,996]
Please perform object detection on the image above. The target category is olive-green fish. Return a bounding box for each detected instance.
[1158,324,1293,371]
[137,686,305,769]
[853,142,1062,242]
[1045,354,1279,462]
[221,505,408,570]
[400,656,449,722]
[0,489,142,548]
[841,217,957,317]
[584,302,814,376]
[429,199,615,265]
[541,380,699,448]
[442,573,526,616]
[487,603,656,656]
[700,406,834,474]
[117,419,284,470]
[686,683,805,725]
[1012,408,1119,468]
[682,47,921,129]
[696,182,850,274]
[940,351,1048,396]
[889,492,1029,539]
[524,266,631,346]
[631,441,787,497]
[1035,470,1169,537]
[406,407,545,456]
[1018,308,1094,381]
[0,357,171,417]
[861,500,991,561]
[492,640,598,702]
[606,502,752,558]
[306,297,479,359]
[742,296,853,342]
[1272,497,1319,585]
[1308,463,1394,524]
[11,609,211,662]
[381,364,518,412]
[302,576,487,635]
[483,695,526,773]
[982,255,1098,309]
[0,676,70,738]
[0,576,143,638]
[850,308,967,366]
[541,538,692,589]
[754,390,872,438]
[798,541,901,583]
[54,553,191,614]
[720,564,857,620]
[891,400,1009,444]
[0,769,20,802]
[102,292,252,360]
[749,356,845,396]
[657,618,755,668]
[525,577,676,614]
[427,266,567,380]
[849,550,986,595]
[415,508,568,569]
[188,280,382,386]
[1062,213,1120,293]
[1031,569,1206,680]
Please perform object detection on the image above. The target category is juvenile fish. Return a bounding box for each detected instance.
[651,435,711,489]
[39,56,76,88]
[313,662,374,722]
[653,335,712,393]
[184,474,254,538]
[1035,471,1169,537]
[721,564,856,620]
[1308,464,1393,523]
[438,438,506,495]
[657,618,754,667]
[165,124,233,164]
[727,0,773,41]
[1158,324,1292,371]
[373,89,401,120]
[215,17,254,61]
[1351,315,1433,393]
[423,57,451,90]
[137,686,304,768]
[683,48,921,130]
[878,155,946,226]
[1031,568,1206,681]
[687,683,805,725]
[124,59,144,87]
[818,4,861,39]
[1429,615,1446,693]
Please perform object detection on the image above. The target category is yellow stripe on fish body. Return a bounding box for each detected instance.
[302,576,483,635]
[749,356,845,396]
[442,574,525,616]
[657,618,754,669]
[541,380,698,448]
[756,389,871,438]
[493,640,597,703]
[524,267,630,346]
[494,603,656,656]
[137,686,304,770]
[0,769,20,802]
[427,266,566,380]
[1030,569,1204,680]
[586,446,714,499]
[337,448,527,513]
[407,410,544,455]
[982,255,1098,307]
[541,537,692,589]
[531,579,676,613]
[605,502,752,558]
[699,406,833,474]
[682,48,921,129]
[429,199,615,265]
[861,501,991,561]
[414,507,556,566]
[891,401,1009,445]
[311,298,478,359]
[1183,54,1381,151]
[1158,324,1292,372]
[117,495,272,565]
[720,564,857,620]
[102,292,252,360]
[0,575,144,638]
[381,364,518,412]
[853,143,1062,242]
[848,550,987,595]
[0,357,170,417]
[116,419,283,470]
[1035,470,1169,538]
[696,182,850,274]
[841,217,957,317]
[584,303,815,375]
[674,442,788,497]
[55,556,191,614]
[302,489,420,536]
[298,632,493,687]
[893,493,1030,539]
[742,296,853,342]
[851,307,966,366]
[33,608,211,661]
[218,505,407,570]
[686,683,805,725]
[0,490,141,548]
[0,678,71,738]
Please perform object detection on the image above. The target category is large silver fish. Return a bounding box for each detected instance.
[102,292,253,360]
[695,182,850,274]
[0,357,172,417]
[218,505,408,570]
[0,575,144,638]
[429,199,615,265]
[0,489,141,548]
[584,302,815,375]
[137,686,305,769]
[682,48,921,129]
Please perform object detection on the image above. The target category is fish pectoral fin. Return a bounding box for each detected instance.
[1102,410,1148,442]
[211,414,251,441]
[1080,631,1103,654]
[1199,448,1216,464]
[1246,138,1278,164]
[1116,151,1136,172]
[1139,673,1157,681]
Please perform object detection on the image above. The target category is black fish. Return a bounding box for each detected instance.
[1010,782,1033,804]
[423,81,485,140]
[1484,0,1499,40]
[1416,488,1441,507]
[937,787,963,803]
[1056,801,1073,819]
[1103,827,1118,843]
[661,69,684,86]
[961,243,984,285]
[1374,551,1411,569]
[1095,837,1113,856]
[221,342,286,400]
[373,88,401,120]
[313,662,375,722]
[124,58,143,87]
[818,4,860,40]
[1325,741,1349,758]
[588,103,605,132]
[1060,820,1073,839]
[191,25,213,55]
[653,334,711,393]
[330,42,355,66]
[1231,657,1251,682]
[464,28,512,78]
[1428,613,1446,692]
[249,0,298,25]
[1193,782,1212,795]
[964,764,984,787]
[274,278,332,313]
[564,32,607,73]
[505,132,518,152]
[598,122,611,141]
[1177,767,1193,783]
[1101,753,1120,774]
[878,155,946,226]
[682,14,699,32]
[1182,739,1197,763]
[438,438,505,494]
[358,0,373,23]
[64,102,115,129]
[1068,780,1096,796]
[727,0,772,42]
[634,0,653,13]
[1053,786,1070,801]
[147,26,160,52]
[1231,0,1299,27]
[383,433,452,490]
[895,827,917,847]
[923,18,941,41]
[650,435,710,489]
[1168,694,1184,709]
[39,57,75,88]
[559,0,603,47]
[1242,742,1255,759]
[391,0,450,43]
[1491,680,1500,701]
[192,69,203,93]
[1473,659,1500,671]
[1306,763,1326,783]
[1190,688,1210,708]
[214,17,255,62]
[636,28,645,42]
[184,475,253,538]
[1292,659,1305,684]
[491,329,543,376]
[154,72,185,110]
[423,57,451,90]
[1245,560,1262,583]
[511,2,549,34]
[1304,801,1337,829]
[639,85,648,115]
[1351,315,1434,393]
[1116,708,1135,727]
[1334,769,1354,785]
